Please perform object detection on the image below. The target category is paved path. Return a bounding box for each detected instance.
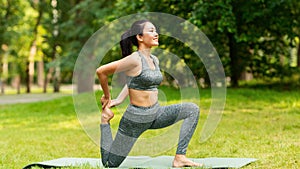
[0,93,71,105]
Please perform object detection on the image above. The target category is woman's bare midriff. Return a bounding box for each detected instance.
[129,88,158,107]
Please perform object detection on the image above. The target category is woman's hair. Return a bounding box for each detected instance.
[120,20,150,57]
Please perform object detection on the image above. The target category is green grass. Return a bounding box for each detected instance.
[0,87,299,169]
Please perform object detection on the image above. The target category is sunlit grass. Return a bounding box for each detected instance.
[0,87,299,168]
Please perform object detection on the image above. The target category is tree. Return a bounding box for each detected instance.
[290,0,300,67]
[58,0,116,93]
[41,0,61,93]
[0,0,28,94]
[24,0,47,93]
[191,0,297,87]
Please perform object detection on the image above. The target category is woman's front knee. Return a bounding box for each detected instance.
[185,103,200,117]
[188,102,200,112]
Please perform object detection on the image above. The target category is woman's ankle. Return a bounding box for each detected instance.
[101,119,110,124]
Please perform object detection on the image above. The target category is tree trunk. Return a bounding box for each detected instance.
[228,33,240,87]
[240,71,253,81]
[26,40,37,93]
[12,75,21,94]
[53,63,60,93]
[297,39,300,67]
[37,59,44,87]
[0,1,12,94]
[50,0,61,93]
[77,70,94,93]
[49,45,60,92]
[0,81,3,94]
[1,44,9,94]
[0,53,2,94]
[26,2,43,93]
[43,67,54,93]
[16,75,20,94]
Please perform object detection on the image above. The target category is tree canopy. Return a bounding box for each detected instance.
[0,0,299,93]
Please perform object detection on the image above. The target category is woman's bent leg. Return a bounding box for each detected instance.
[149,102,200,167]
[149,102,200,154]
[176,103,199,154]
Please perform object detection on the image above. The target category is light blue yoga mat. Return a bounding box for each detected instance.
[23,155,257,169]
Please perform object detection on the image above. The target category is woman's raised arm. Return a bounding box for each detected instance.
[96,53,139,108]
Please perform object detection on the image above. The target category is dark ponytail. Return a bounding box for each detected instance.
[119,20,150,57]
[120,30,133,58]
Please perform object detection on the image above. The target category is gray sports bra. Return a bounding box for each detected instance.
[126,51,163,91]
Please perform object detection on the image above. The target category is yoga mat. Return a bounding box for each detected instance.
[23,155,257,169]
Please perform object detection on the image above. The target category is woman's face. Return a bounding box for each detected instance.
[140,22,159,47]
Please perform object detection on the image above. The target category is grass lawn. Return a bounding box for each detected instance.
[0,87,299,169]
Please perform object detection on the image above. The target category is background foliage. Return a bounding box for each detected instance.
[0,0,299,93]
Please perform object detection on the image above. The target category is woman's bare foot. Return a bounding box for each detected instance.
[172,154,203,168]
[101,107,114,124]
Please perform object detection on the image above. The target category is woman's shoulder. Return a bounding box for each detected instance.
[123,51,141,65]
[130,51,140,58]
[127,51,140,60]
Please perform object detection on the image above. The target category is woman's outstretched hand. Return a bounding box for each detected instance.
[109,99,122,108]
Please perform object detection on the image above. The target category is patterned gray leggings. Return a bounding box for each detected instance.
[100,102,199,167]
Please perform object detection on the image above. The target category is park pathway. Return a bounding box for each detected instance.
[0,93,71,105]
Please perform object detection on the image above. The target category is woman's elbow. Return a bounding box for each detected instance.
[96,66,104,75]
[96,65,113,77]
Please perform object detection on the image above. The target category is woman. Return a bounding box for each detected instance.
[96,20,201,168]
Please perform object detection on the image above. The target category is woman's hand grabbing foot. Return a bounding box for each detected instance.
[101,107,114,124]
